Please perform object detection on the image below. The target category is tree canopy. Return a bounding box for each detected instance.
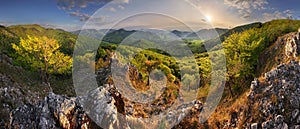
[12,36,72,81]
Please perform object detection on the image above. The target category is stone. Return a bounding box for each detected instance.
[262,120,274,129]
[290,96,300,108]
[274,115,283,125]
[293,109,300,119]
[251,123,258,129]
[281,122,289,129]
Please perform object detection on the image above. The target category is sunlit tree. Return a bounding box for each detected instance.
[12,35,72,83]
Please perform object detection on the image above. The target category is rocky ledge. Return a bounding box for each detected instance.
[246,60,300,129]
[9,84,202,129]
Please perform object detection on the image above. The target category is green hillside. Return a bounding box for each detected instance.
[7,24,77,55]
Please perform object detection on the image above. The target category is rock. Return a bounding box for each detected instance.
[9,83,202,129]
[293,109,299,119]
[246,55,300,128]
[230,112,238,127]
[262,120,274,129]
[251,123,258,129]
[0,73,42,128]
[9,92,92,129]
[290,96,300,108]
[250,79,259,91]
[281,122,289,129]
[0,53,13,65]
[275,115,284,124]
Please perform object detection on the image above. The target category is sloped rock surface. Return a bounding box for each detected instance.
[246,60,300,129]
[9,92,92,129]
[0,73,42,128]
[9,85,125,129]
[246,32,300,129]
[223,32,300,129]
[9,84,204,129]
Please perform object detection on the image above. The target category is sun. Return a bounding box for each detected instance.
[205,15,212,22]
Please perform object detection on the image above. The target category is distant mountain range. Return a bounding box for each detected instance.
[72,28,229,42]
[0,22,264,55]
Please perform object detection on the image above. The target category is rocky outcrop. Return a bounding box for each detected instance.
[8,85,122,129]
[245,32,300,129]
[284,32,300,59]
[223,32,300,129]
[0,73,42,128]
[238,32,300,129]
[258,32,300,75]
[9,92,92,129]
[9,83,203,129]
[245,60,300,129]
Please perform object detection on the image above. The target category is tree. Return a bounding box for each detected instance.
[12,35,72,83]
[223,29,265,96]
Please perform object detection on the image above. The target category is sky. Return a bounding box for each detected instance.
[0,0,299,31]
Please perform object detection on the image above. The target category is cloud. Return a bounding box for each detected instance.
[263,10,294,21]
[0,21,15,26]
[283,10,293,19]
[112,0,129,3]
[224,0,268,18]
[69,12,91,21]
[118,5,125,10]
[56,0,129,10]
[107,7,116,12]
[36,23,81,31]
[56,0,112,10]
[57,0,129,21]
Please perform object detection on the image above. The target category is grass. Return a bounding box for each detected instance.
[0,59,75,97]
[50,76,75,96]
[0,61,46,94]
[207,91,250,128]
[197,83,210,101]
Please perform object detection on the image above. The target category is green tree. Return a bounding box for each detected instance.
[223,29,265,96]
[12,35,72,83]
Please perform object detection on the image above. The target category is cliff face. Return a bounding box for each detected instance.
[258,32,300,75]
[224,32,300,129]
[8,84,203,129]
[0,53,46,128]
[0,73,41,128]
[9,88,105,129]
[246,61,300,129]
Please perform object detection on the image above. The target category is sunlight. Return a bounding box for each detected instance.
[205,15,212,22]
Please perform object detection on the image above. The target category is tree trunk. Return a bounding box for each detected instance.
[226,80,234,97]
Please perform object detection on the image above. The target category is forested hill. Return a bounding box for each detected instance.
[1,24,77,55]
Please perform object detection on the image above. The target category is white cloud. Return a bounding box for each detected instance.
[263,10,294,21]
[37,23,81,31]
[283,10,293,19]
[107,7,116,12]
[0,21,15,26]
[224,0,268,18]
[56,0,113,10]
[69,12,91,21]
[112,0,129,4]
[57,0,129,21]
[118,5,125,10]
